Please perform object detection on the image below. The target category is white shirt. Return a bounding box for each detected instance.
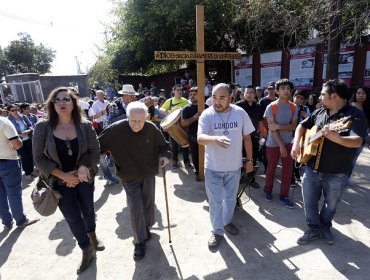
[0,117,19,160]
[89,99,110,123]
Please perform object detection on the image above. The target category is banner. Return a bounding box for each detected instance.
[234,55,253,87]
[289,47,315,90]
[260,51,282,88]
[323,43,354,86]
[364,45,370,87]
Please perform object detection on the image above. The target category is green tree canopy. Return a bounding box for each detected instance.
[0,33,55,77]
[96,0,369,79]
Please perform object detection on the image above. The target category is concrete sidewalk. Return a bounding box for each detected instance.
[0,149,369,280]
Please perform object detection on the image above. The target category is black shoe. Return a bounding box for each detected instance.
[184,161,192,168]
[133,242,145,261]
[173,161,179,169]
[250,181,260,189]
[322,228,334,245]
[297,229,321,245]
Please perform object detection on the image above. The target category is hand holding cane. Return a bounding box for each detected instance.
[162,166,172,244]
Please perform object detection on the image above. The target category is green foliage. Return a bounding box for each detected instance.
[88,53,119,86]
[0,33,55,76]
[96,0,369,76]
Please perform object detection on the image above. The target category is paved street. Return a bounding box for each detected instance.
[0,148,369,280]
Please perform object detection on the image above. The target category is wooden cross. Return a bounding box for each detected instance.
[154,5,241,180]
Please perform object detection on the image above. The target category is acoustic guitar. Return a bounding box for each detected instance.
[297,116,352,164]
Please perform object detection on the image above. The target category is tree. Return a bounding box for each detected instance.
[0,33,55,77]
[96,0,369,79]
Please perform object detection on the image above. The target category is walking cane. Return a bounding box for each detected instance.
[162,166,172,244]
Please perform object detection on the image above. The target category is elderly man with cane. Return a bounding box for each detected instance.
[99,101,171,261]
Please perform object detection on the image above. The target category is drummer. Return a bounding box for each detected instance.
[159,84,191,169]
[181,87,207,181]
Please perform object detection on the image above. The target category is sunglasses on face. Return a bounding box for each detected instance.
[52,97,72,104]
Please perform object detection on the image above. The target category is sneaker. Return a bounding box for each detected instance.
[4,222,13,231]
[17,218,40,228]
[109,178,120,185]
[280,197,295,209]
[208,234,223,248]
[133,242,145,261]
[264,192,272,201]
[250,181,260,189]
[224,223,239,235]
[173,161,179,169]
[322,228,334,245]
[297,229,321,245]
[184,162,192,169]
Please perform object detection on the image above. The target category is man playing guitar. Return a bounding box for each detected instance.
[291,79,368,246]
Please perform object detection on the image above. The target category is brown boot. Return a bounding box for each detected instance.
[87,232,105,251]
[77,244,94,274]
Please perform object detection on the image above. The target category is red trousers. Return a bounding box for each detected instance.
[264,143,293,198]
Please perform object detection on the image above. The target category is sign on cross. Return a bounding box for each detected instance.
[154,5,241,180]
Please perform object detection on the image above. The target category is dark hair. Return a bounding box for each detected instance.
[45,87,82,128]
[323,79,350,100]
[246,85,254,89]
[19,102,31,111]
[352,87,369,103]
[275,79,293,90]
[7,104,19,111]
[293,90,305,98]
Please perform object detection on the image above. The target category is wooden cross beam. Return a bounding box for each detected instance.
[154,5,240,180]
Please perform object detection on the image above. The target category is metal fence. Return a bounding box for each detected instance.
[0,80,44,104]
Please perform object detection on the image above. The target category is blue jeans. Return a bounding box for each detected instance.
[205,168,240,235]
[0,160,27,227]
[99,157,118,183]
[53,181,96,250]
[301,167,348,231]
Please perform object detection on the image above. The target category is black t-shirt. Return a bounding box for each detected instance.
[181,103,208,137]
[300,104,368,175]
[259,97,276,115]
[235,100,263,133]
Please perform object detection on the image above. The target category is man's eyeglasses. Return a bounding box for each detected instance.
[10,108,19,112]
[52,97,72,104]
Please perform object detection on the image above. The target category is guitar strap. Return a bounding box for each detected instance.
[314,138,324,171]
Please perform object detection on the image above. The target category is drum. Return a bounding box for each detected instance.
[160,108,189,147]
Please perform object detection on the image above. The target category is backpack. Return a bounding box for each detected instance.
[262,101,295,136]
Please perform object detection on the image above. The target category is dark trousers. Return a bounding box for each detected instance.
[189,135,199,175]
[170,137,189,163]
[17,139,34,175]
[54,181,96,250]
[123,176,155,243]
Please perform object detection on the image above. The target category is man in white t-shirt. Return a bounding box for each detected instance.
[0,117,39,230]
[198,83,255,248]
[89,90,110,134]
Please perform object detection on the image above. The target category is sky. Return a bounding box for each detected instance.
[0,0,114,75]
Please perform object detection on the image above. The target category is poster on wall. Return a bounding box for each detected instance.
[364,45,370,87]
[260,51,282,88]
[234,55,253,87]
[289,46,315,90]
[323,43,354,86]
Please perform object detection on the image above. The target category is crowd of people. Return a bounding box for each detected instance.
[0,75,369,274]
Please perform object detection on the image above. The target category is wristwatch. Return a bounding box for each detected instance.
[245,159,253,163]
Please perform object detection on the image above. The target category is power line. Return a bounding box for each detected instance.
[0,10,52,27]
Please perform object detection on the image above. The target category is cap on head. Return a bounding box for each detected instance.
[267,81,275,89]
